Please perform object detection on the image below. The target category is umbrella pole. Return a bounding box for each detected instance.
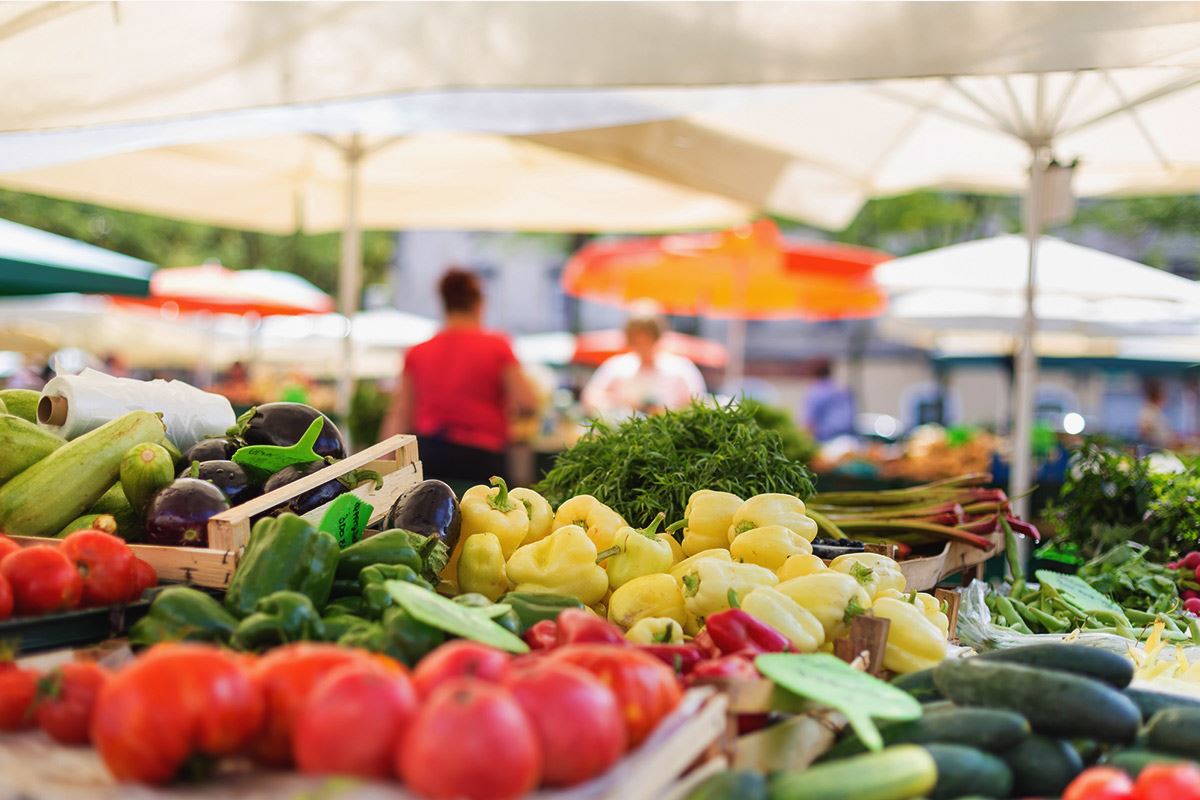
[336,136,364,447]
[1010,149,1046,520]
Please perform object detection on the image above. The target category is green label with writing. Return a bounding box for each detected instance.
[318,494,373,548]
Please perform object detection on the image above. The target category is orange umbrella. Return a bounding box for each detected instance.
[573,329,728,369]
[562,220,889,321]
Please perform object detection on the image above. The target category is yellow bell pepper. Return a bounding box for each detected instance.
[506,524,608,605]
[776,572,871,641]
[553,495,627,552]
[777,553,829,581]
[510,487,554,545]
[457,533,509,601]
[730,524,814,571]
[608,573,686,628]
[871,596,950,674]
[680,490,743,556]
[624,616,684,644]
[681,559,778,620]
[669,548,732,585]
[830,552,907,600]
[899,591,951,637]
[603,513,676,590]
[729,493,818,543]
[460,477,530,559]
[740,587,825,653]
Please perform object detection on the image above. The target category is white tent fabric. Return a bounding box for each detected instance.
[4,2,1199,132]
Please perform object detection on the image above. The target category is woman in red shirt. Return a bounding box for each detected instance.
[381,269,536,484]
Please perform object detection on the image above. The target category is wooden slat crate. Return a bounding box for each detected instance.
[11,435,422,590]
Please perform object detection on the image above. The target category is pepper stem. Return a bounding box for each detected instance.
[638,512,666,539]
[488,476,515,512]
[665,519,687,534]
[595,546,622,562]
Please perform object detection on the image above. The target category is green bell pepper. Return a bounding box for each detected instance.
[321,612,374,641]
[337,606,445,667]
[329,578,361,599]
[359,563,433,619]
[335,528,449,583]
[128,587,238,646]
[231,590,326,651]
[224,513,340,617]
[499,591,586,633]
[453,593,521,635]
[325,595,368,616]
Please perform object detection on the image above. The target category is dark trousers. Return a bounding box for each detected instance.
[416,436,508,494]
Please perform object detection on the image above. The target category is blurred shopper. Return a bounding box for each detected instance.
[582,304,706,420]
[1138,379,1173,449]
[382,268,536,484]
[804,360,856,441]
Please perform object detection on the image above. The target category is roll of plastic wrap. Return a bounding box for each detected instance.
[38,369,235,451]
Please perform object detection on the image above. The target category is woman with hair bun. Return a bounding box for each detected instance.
[382,267,536,484]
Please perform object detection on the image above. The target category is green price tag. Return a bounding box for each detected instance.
[318,494,373,548]
[232,416,325,478]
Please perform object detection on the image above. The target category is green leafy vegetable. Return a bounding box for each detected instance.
[536,399,816,524]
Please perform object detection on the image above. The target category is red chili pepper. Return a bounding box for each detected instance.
[705,609,790,656]
[523,620,559,651]
[636,644,704,676]
[687,654,760,684]
[555,609,627,647]
[691,628,721,659]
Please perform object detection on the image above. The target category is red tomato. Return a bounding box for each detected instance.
[1134,763,1200,800]
[251,643,375,767]
[128,558,158,602]
[1064,767,1135,800]
[35,662,110,745]
[60,530,137,608]
[0,545,82,615]
[0,535,19,562]
[293,662,418,779]
[412,641,511,699]
[92,644,264,784]
[0,572,12,621]
[399,678,541,800]
[504,660,626,786]
[0,666,38,730]
[548,644,683,747]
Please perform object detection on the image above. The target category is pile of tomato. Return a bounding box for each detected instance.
[0,532,156,620]
[0,639,681,800]
[1065,763,1200,800]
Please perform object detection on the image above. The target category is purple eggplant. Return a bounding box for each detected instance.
[235,403,346,460]
[385,480,461,554]
[144,478,231,548]
[183,436,243,464]
[261,460,347,517]
[180,460,260,506]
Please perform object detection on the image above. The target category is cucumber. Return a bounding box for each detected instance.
[686,770,768,800]
[0,389,40,423]
[1105,748,1194,777]
[57,513,117,537]
[0,414,64,483]
[768,745,937,800]
[823,707,1029,760]
[1144,707,1200,759]
[120,442,175,514]
[923,744,1012,800]
[891,668,944,703]
[1004,734,1083,796]
[0,411,165,536]
[976,643,1134,688]
[1125,686,1200,721]
[932,658,1140,743]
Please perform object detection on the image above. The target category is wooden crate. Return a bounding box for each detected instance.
[892,530,1003,592]
[11,435,422,590]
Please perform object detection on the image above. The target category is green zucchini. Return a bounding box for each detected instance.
[0,389,40,423]
[86,483,143,542]
[120,442,175,514]
[923,744,1012,800]
[686,770,768,800]
[1004,734,1083,796]
[1144,707,1200,759]
[1125,687,1200,722]
[1104,748,1194,777]
[976,643,1134,688]
[768,745,937,800]
[0,411,165,536]
[891,668,944,703]
[932,658,1140,743]
[823,706,1029,760]
[0,414,64,483]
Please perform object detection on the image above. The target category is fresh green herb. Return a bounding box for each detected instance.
[536,399,816,524]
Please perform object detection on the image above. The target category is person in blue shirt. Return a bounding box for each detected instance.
[805,360,856,441]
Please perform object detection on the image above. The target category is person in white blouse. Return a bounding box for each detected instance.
[582,307,707,420]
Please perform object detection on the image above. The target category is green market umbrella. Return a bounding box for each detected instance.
[0,217,153,296]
